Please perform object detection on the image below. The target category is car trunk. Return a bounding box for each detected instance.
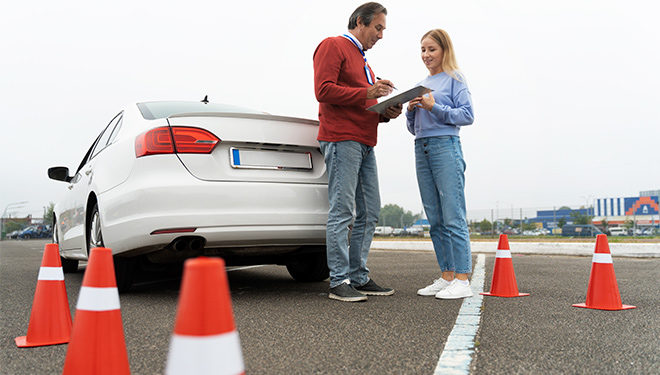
[167,112,326,184]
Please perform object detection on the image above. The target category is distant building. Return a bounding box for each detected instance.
[592,194,659,227]
[413,219,430,228]
[528,208,592,230]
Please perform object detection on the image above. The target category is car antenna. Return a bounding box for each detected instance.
[201,95,209,104]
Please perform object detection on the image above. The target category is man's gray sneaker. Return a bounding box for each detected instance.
[329,282,368,302]
[355,279,395,296]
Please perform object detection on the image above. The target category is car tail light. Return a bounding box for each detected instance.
[171,127,220,154]
[135,126,220,157]
[135,127,175,157]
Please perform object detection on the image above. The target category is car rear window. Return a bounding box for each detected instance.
[137,101,264,120]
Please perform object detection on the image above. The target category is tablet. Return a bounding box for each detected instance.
[367,85,432,114]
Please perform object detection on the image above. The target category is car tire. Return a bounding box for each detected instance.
[61,258,79,273]
[87,201,135,292]
[286,250,329,282]
[113,256,137,293]
[24,234,30,240]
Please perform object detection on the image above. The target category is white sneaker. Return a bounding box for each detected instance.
[435,279,473,299]
[417,278,452,296]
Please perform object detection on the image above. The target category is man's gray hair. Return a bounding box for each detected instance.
[348,2,387,29]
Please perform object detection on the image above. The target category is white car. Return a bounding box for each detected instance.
[374,226,394,236]
[49,100,329,291]
[608,227,627,236]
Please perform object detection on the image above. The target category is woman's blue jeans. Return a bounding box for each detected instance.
[415,136,472,274]
[319,140,380,288]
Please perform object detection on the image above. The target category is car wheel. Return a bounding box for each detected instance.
[88,203,104,251]
[86,201,135,292]
[24,234,30,240]
[113,256,137,293]
[286,250,329,282]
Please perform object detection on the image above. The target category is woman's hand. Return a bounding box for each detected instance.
[418,93,435,111]
[408,94,435,111]
[408,96,422,111]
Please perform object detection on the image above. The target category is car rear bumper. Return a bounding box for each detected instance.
[98,156,328,255]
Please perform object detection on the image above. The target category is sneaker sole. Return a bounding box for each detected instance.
[357,290,395,296]
[435,293,474,300]
[417,290,441,296]
[328,293,368,302]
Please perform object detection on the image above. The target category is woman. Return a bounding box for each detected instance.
[406,29,475,299]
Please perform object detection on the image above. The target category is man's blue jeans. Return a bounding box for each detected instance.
[319,140,380,288]
[415,136,472,274]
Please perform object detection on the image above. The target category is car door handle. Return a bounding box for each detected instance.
[85,169,92,176]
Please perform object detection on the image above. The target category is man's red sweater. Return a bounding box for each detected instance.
[313,36,382,147]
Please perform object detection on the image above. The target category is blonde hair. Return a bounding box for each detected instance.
[421,29,462,82]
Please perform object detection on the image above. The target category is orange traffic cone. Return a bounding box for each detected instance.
[573,234,636,311]
[62,247,130,375]
[481,234,530,298]
[165,257,244,375]
[15,243,72,347]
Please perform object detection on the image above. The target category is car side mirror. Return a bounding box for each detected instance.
[48,166,71,182]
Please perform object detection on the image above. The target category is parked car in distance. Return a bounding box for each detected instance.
[18,225,50,239]
[561,224,603,237]
[392,228,405,236]
[641,227,657,236]
[374,226,394,236]
[608,227,628,236]
[405,226,425,237]
[48,100,329,291]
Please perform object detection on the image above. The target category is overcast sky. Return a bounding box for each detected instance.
[1,0,659,221]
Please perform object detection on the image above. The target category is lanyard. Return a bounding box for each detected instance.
[342,34,374,85]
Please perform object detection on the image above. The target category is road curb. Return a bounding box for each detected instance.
[371,241,660,258]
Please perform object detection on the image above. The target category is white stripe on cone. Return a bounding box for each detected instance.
[592,253,613,264]
[76,286,121,311]
[166,331,244,375]
[495,250,512,258]
[37,267,64,281]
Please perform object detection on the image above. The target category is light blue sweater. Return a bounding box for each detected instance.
[406,72,474,139]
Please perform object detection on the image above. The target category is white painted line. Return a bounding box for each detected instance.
[226,265,266,272]
[434,254,485,375]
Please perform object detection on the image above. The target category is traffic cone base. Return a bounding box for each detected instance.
[15,243,72,347]
[572,303,636,311]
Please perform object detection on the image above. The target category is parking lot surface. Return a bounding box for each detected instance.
[1,240,658,374]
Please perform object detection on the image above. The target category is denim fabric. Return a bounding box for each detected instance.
[319,140,380,288]
[415,136,472,274]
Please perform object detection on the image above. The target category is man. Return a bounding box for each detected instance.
[313,2,402,302]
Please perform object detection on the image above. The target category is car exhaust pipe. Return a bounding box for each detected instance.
[173,238,188,252]
[188,237,205,252]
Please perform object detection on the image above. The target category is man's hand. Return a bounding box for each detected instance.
[367,80,395,99]
[383,103,402,119]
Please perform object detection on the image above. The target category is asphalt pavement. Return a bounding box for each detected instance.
[1,240,658,374]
